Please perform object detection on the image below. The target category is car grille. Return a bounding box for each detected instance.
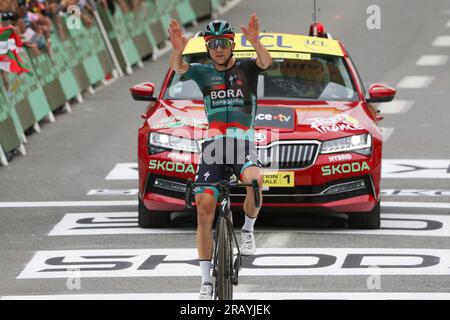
[257,142,320,169]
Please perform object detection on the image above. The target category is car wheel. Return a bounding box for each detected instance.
[138,197,171,228]
[348,201,380,229]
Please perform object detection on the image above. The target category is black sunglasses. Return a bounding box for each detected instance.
[206,38,234,50]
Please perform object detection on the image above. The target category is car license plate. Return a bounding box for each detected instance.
[263,171,294,187]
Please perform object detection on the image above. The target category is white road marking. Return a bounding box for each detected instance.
[382,159,450,178]
[447,19,450,27]
[87,189,139,196]
[416,55,448,66]
[259,233,292,247]
[397,76,434,88]
[381,202,450,209]
[377,101,413,114]
[433,35,450,47]
[17,248,450,279]
[49,212,450,237]
[313,214,450,237]
[88,189,450,197]
[381,189,450,197]
[2,292,450,300]
[0,201,137,208]
[48,212,192,235]
[105,163,138,180]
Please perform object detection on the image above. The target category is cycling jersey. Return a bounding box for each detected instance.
[183,58,264,141]
[183,58,264,200]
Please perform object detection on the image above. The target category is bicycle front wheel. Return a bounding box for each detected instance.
[216,216,234,300]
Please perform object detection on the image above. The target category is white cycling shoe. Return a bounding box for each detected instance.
[240,230,256,256]
[199,282,213,300]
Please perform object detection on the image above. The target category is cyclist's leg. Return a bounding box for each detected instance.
[194,148,222,288]
[234,139,262,256]
[196,191,217,298]
[240,165,263,218]
[195,192,218,261]
[234,139,263,219]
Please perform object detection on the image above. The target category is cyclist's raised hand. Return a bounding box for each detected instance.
[168,19,189,73]
[168,19,189,52]
[241,14,272,70]
[241,14,260,45]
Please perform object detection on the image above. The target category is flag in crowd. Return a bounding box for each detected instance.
[0,26,29,74]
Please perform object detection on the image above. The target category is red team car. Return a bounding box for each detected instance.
[131,24,396,229]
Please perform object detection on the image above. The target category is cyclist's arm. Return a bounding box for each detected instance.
[252,40,272,70]
[168,19,189,74]
[169,49,189,74]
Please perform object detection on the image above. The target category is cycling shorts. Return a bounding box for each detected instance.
[194,137,260,201]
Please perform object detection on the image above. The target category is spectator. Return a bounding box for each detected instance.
[12,0,53,56]
[0,0,17,12]
[1,1,20,89]
[0,1,20,33]
[45,1,67,41]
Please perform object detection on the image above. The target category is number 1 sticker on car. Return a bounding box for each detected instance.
[263,171,294,187]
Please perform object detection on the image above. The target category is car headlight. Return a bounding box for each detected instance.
[320,134,372,155]
[149,132,200,154]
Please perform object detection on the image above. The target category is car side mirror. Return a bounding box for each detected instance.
[130,82,157,101]
[366,84,396,103]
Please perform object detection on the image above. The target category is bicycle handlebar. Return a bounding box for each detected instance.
[185,179,261,209]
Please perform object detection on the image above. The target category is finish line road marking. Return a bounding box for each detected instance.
[105,160,450,180]
[48,212,193,235]
[1,201,450,209]
[381,189,450,197]
[2,292,450,300]
[17,248,450,279]
[382,160,450,178]
[381,202,450,209]
[49,212,450,237]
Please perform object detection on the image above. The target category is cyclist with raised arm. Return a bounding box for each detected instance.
[168,15,272,300]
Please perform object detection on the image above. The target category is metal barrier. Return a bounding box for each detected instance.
[0,88,25,166]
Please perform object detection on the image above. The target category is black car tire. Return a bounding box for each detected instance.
[348,200,381,229]
[138,197,171,228]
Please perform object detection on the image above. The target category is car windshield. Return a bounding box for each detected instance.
[164,53,358,101]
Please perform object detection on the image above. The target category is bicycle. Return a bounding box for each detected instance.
[185,167,260,300]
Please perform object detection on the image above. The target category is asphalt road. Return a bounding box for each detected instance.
[1,0,450,300]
